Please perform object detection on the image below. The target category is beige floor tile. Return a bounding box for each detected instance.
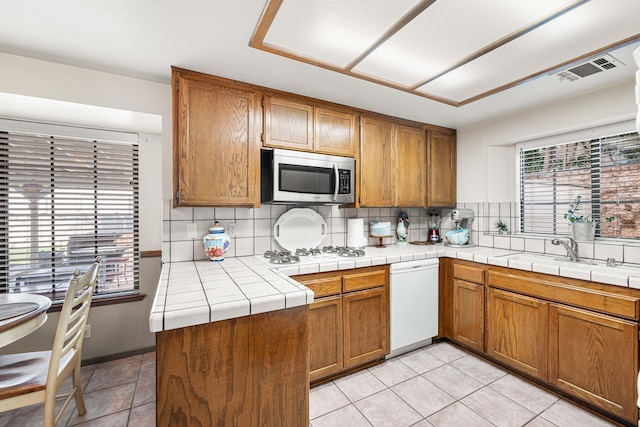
[540,400,618,427]
[311,404,372,427]
[411,420,435,427]
[449,354,507,384]
[132,374,155,407]
[368,358,418,387]
[392,376,456,418]
[85,360,141,393]
[334,370,387,402]
[355,389,422,427]
[489,374,559,414]
[427,401,493,427]
[461,387,536,427]
[70,410,130,426]
[129,401,155,426]
[525,416,558,427]
[309,382,350,420]
[67,382,136,425]
[422,364,484,400]
[398,347,445,374]
[425,342,468,363]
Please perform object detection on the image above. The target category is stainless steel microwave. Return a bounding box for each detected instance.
[261,149,355,205]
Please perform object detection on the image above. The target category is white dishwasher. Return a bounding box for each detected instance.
[388,258,439,358]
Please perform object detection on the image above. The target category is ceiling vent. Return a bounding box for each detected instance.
[556,54,623,82]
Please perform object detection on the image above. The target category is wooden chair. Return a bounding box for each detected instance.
[0,256,101,426]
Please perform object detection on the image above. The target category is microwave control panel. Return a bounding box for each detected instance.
[338,169,351,194]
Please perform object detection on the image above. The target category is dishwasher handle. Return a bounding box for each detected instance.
[390,259,439,274]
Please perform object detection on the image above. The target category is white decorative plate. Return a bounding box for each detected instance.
[273,208,327,251]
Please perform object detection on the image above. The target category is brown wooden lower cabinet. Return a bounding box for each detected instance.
[443,260,640,426]
[294,265,390,383]
[343,286,388,369]
[309,295,343,382]
[548,303,638,423]
[452,278,484,352]
[156,306,309,427]
[487,288,548,379]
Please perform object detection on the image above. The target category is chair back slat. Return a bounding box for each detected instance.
[47,257,101,387]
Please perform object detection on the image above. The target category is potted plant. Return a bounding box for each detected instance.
[495,219,509,234]
[564,195,614,241]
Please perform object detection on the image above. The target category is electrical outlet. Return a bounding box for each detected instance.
[228,222,237,237]
[84,324,92,339]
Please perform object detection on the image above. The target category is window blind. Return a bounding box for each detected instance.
[519,130,640,239]
[0,122,139,302]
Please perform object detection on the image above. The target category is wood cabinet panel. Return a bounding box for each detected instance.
[487,288,548,379]
[343,287,389,369]
[314,107,357,157]
[342,268,388,293]
[427,131,456,207]
[548,303,638,424]
[156,306,308,427]
[309,296,343,382]
[453,263,485,284]
[300,276,342,298]
[452,279,484,352]
[172,69,260,207]
[263,96,314,151]
[395,124,426,207]
[359,116,394,207]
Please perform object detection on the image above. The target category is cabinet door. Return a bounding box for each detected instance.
[359,116,394,207]
[343,287,389,368]
[487,288,547,379]
[452,279,484,351]
[309,295,343,382]
[395,124,426,207]
[173,73,260,207]
[427,131,456,207]
[263,96,314,151]
[314,107,357,157]
[548,303,638,424]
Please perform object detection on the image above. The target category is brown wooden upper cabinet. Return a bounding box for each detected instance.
[359,116,428,208]
[359,116,394,207]
[427,130,457,207]
[395,124,426,207]
[172,68,261,207]
[263,95,357,157]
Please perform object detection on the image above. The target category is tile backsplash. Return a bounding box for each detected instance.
[162,200,441,262]
[162,200,640,265]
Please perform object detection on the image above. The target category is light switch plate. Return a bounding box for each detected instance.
[186,222,198,239]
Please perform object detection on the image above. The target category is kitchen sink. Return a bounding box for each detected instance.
[501,253,596,266]
[500,253,640,280]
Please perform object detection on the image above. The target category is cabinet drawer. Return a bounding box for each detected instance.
[453,263,485,284]
[343,267,388,292]
[294,276,342,298]
[488,270,640,320]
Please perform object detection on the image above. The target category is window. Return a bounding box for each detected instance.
[519,125,640,239]
[0,119,139,302]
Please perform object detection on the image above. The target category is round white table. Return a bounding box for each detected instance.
[0,293,51,347]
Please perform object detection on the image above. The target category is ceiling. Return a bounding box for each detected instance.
[0,0,638,129]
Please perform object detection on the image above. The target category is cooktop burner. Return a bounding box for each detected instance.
[263,246,366,264]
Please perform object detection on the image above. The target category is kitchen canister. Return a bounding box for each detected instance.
[203,221,230,261]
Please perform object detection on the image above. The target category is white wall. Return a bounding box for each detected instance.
[457,78,637,202]
[0,52,169,359]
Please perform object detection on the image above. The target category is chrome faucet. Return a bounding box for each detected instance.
[551,237,580,262]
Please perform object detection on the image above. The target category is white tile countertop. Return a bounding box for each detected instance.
[149,243,640,333]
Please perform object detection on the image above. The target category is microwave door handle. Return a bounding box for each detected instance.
[333,164,339,201]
